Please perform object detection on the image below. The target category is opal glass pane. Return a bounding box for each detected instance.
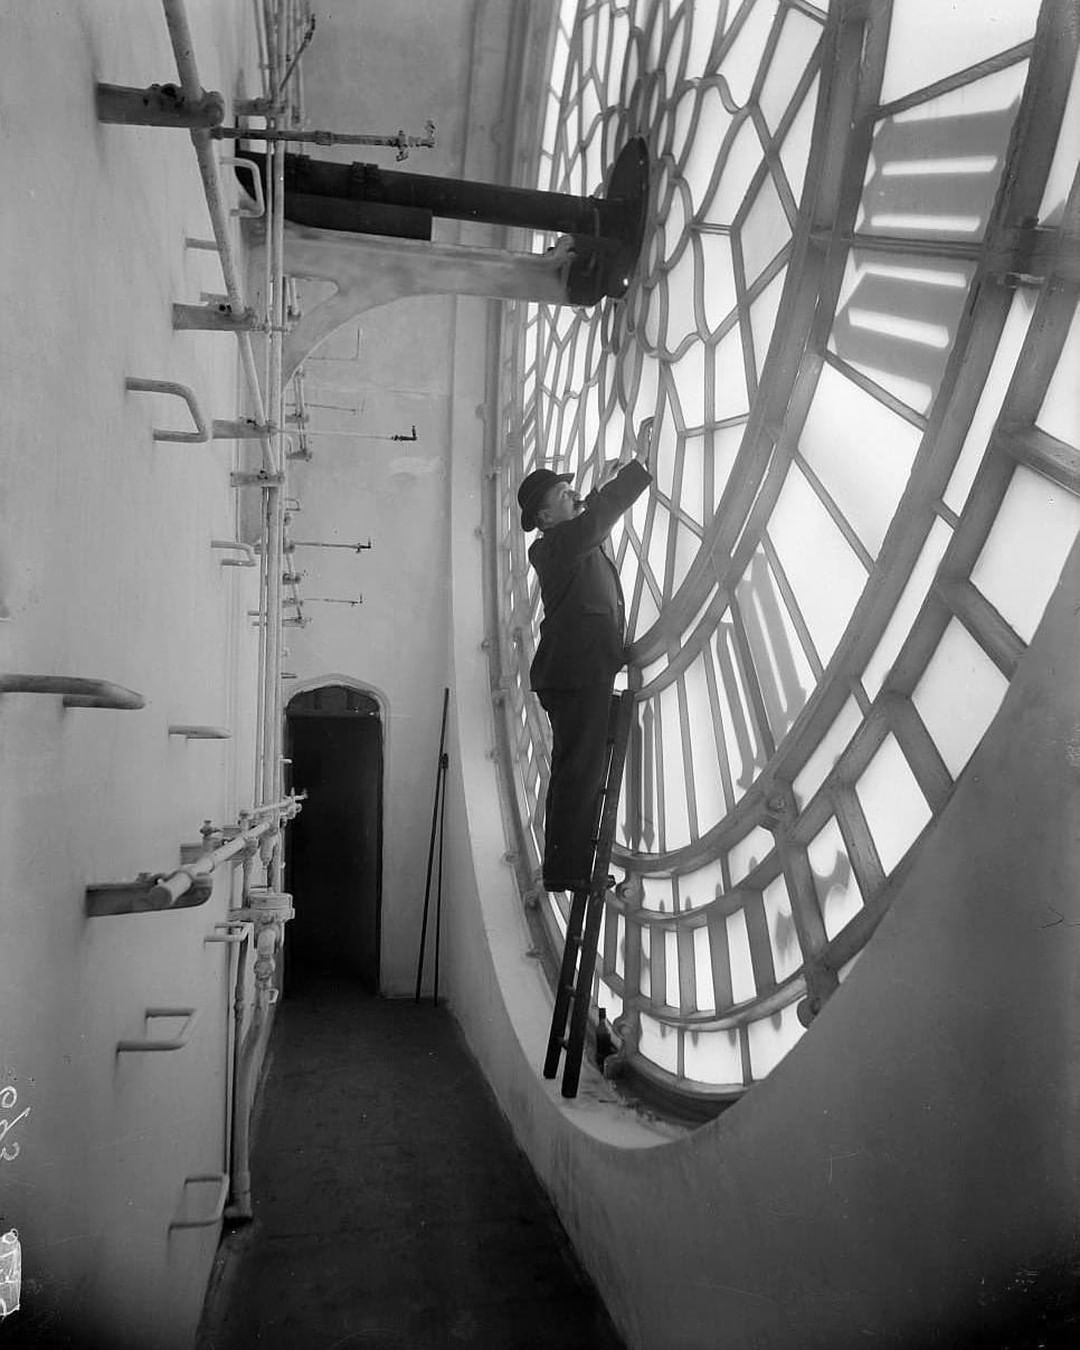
[1039,47,1080,226]
[713,326,751,423]
[647,505,672,599]
[719,0,781,107]
[878,0,1037,106]
[686,0,725,82]
[639,1012,679,1074]
[680,856,727,912]
[683,656,727,833]
[684,1026,743,1085]
[859,66,1028,241]
[727,908,756,1003]
[769,464,868,664]
[912,619,1010,779]
[741,175,790,286]
[663,249,698,356]
[699,231,737,334]
[763,874,802,981]
[693,925,716,1012]
[729,826,774,885]
[829,252,976,415]
[735,548,816,741]
[862,516,953,699]
[747,1002,805,1079]
[639,925,652,998]
[642,874,676,914]
[660,680,691,849]
[971,466,1080,645]
[597,979,623,1023]
[615,912,626,978]
[750,267,786,375]
[665,930,681,1010]
[669,518,702,594]
[712,423,747,516]
[854,733,932,876]
[677,433,707,525]
[808,817,865,940]
[1037,301,1080,449]
[671,342,707,429]
[778,75,818,204]
[792,695,862,808]
[800,362,922,558]
[943,288,1037,513]
[633,584,660,639]
[709,118,765,224]
[714,622,768,797]
[759,10,821,135]
[683,86,736,210]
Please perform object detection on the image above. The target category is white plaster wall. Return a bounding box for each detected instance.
[273,0,514,996]
[1,5,263,1345]
[278,290,454,995]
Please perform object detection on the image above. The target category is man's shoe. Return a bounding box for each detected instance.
[542,876,591,893]
[541,874,616,893]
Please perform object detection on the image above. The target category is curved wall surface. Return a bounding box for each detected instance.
[435,4,1080,1346]
[445,365,1080,1349]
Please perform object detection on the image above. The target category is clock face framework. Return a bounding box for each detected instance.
[489,0,1080,1112]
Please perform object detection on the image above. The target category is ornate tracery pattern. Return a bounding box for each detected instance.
[489,0,1080,1113]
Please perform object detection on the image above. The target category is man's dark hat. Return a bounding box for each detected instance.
[517,468,573,532]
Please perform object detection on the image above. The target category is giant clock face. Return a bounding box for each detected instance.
[492,0,1080,1112]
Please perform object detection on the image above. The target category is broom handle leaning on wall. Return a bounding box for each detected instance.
[414,686,450,1002]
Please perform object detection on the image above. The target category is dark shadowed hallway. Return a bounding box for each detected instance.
[197,974,625,1350]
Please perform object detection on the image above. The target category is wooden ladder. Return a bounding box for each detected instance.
[543,689,634,1098]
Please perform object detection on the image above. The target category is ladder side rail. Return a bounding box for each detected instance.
[543,887,590,1079]
[560,691,635,1098]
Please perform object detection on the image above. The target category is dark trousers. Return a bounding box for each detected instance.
[537,685,615,887]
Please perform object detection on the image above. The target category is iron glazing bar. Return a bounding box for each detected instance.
[871,40,1033,122]
[884,695,954,811]
[742,894,777,994]
[829,784,886,900]
[728,597,777,760]
[821,348,928,430]
[790,449,876,572]
[1000,421,1080,495]
[706,908,735,1012]
[934,578,1024,679]
[676,674,700,842]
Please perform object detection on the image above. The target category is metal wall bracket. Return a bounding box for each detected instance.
[230,470,284,488]
[0,675,145,709]
[172,303,259,332]
[214,418,275,440]
[116,1008,199,1054]
[96,82,225,129]
[86,872,213,916]
[168,1173,229,1230]
[125,378,208,444]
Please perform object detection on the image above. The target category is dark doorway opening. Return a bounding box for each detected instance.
[285,685,383,993]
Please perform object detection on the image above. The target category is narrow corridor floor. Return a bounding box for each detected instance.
[198,972,626,1350]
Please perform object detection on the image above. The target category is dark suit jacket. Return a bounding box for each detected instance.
[528,459,652,690]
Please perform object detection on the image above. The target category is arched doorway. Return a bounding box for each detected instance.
[284,684,383,992]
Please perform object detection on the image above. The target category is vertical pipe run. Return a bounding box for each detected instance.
[160,0,304,1217]
[161,0,275,474]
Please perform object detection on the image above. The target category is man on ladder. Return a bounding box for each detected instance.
[517,436,651,1095]
[517,441,652,894]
